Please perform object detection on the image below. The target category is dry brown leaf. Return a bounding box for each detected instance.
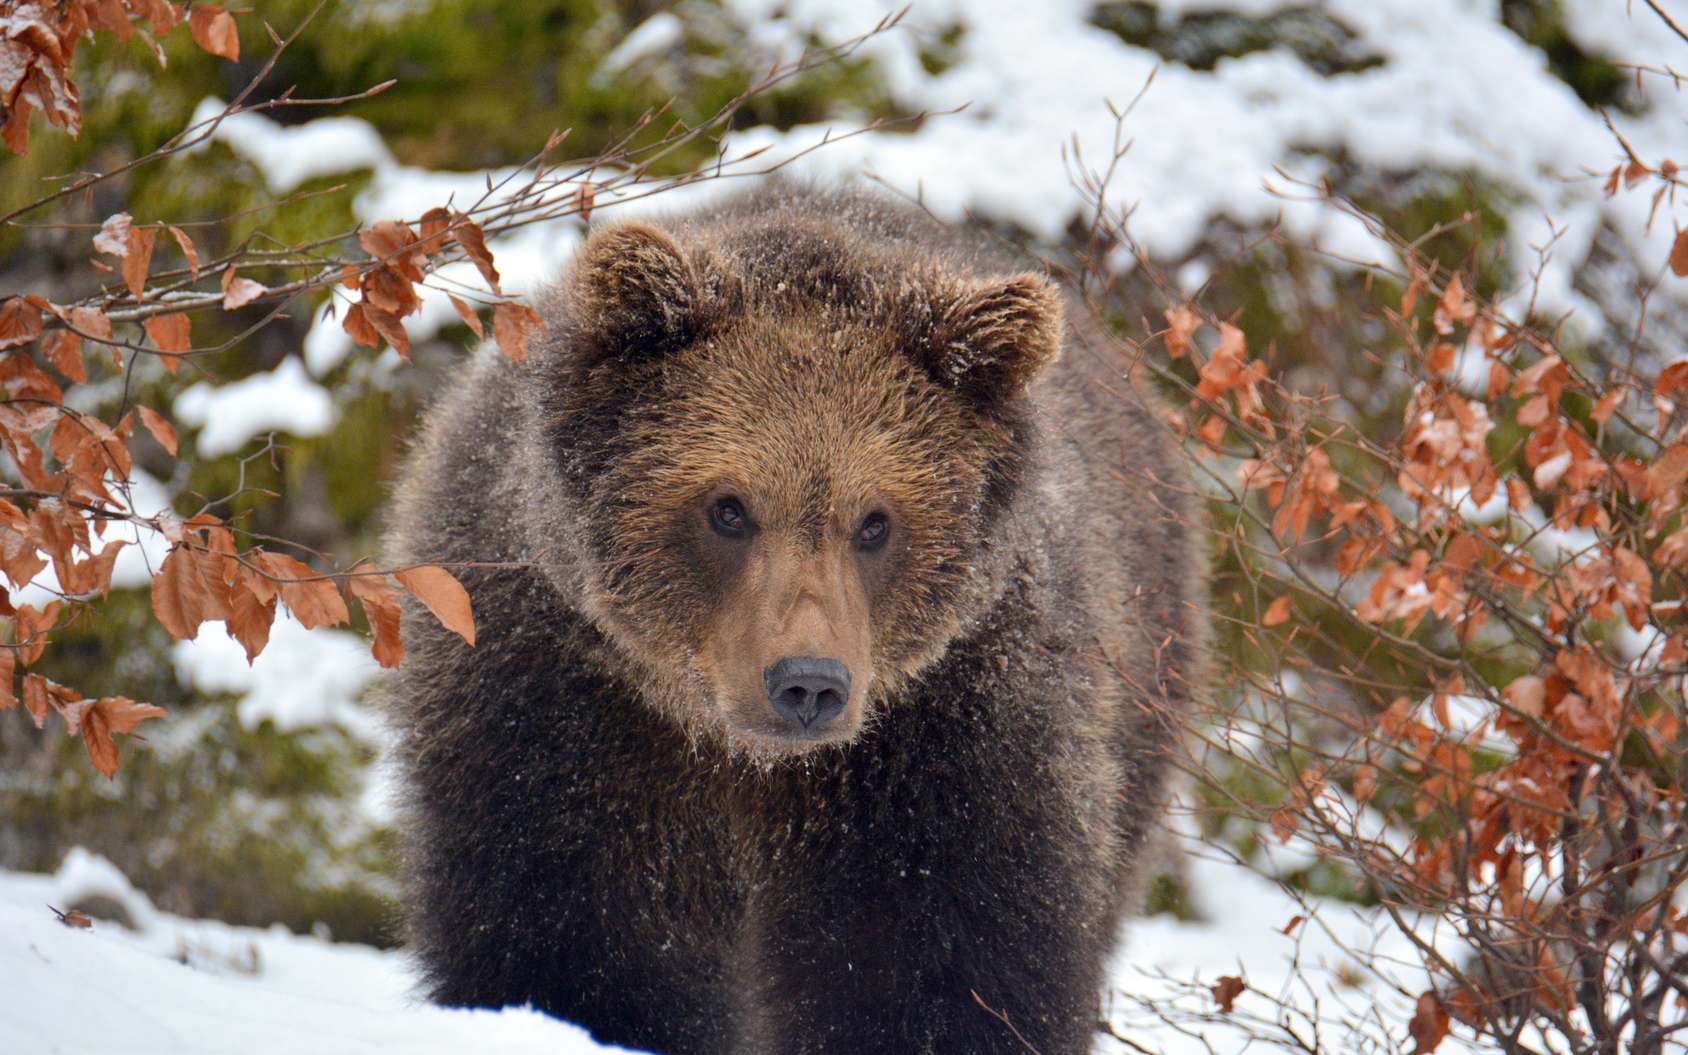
[150,546,229,640]
[20,673,50,728]
[69,305,112,342]
[80,695,167,778]
[92,213,132,257]
[452,215,500,292]
[347,572,404,668]
[1164,305,1200,359]
[1672,229,1688,278]
[1591,387,1624,425]
[252,551,350,630]
[136,405,177,456]
[223,577,276,663]
[396,565,475,646]
[221,265,266,309]
[1210,975,1245,1013]
[1408,990,1451,1054]
[448,294,485,339]
[1433,275,1474,335]
[362,304,411,359]
[493,301,541,362]
[188,4,240,60]
[0,646,14,712]
[14,601,60,667]
[167,224,200,280]
[1262,595,1292,627]
[0,297,44,349]
[49,905,91,929]
[42,329,85,382]
[342,302,380,348]
[123,225,156,299]
[143,311,191,355]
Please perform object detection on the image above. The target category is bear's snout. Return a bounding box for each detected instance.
[763,656,850,732]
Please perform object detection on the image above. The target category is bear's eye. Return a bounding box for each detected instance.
[709,497,750,539]
[856,512,890,551]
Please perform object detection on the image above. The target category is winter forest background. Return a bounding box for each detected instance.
[3,2,1687,1053]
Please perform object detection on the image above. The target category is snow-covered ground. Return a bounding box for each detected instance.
[2,841,1454,1055]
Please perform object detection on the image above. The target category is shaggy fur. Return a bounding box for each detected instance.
[384,182,1204,1055]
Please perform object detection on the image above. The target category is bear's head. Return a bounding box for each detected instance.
[529,216,1062,758]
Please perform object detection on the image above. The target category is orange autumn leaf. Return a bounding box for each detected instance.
[1262,595,1292,627]
[0,296,44,349]
[493,301,541,362]
[347,571,404,668]
[167,224,201,280]
[396,565,476,646]
[123,225,156,299]
[77,695,167,778]
[448,294,485,339]
[1408,991,1451,1054]
[188,4,240,61]
[143,312,191,354]
[1210,975,1245,1013]
[1164,305,1200,359]
[252,551,350,630]
[150,546,229,640]
[136,405,177,456]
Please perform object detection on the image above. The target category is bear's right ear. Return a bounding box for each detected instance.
[569,222,706,365]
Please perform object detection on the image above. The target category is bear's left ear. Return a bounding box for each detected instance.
[569,222,711,365]
[919,275,1064,408]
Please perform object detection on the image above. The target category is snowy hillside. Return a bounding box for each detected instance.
[3,841,1471,1054]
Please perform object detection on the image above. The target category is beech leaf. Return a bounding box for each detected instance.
[493,301,541,362]
[0,297,44,349]
[347,572,404,668]
[448,294,485,339]
[1408,991,1451,1054]
[167,224,201,280]
[1210,975,1245,1013]
[42,329,85,382]
[93,213,133,257]
[188,4,240,61]
[252,551,350,630]
[123,226,156,299]
[396,565,475,646]
[81,695,167,778]
[150,546,229,640]
[136,405,178,456]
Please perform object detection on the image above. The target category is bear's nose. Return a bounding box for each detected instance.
[764,656,850,731]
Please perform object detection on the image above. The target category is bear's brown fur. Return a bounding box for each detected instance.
[384,182,1204,1055]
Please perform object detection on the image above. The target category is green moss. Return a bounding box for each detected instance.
[917,22,967,78]
[1142,870,1196,919]
[0,689,398,946]
[1091,3,1384,76]
[1500,0,1631,110]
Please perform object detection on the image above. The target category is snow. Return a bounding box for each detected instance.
[599,13,685,75]
[170,609,384,741]
[191,1,1687,445]
[185,98,395,195]
[0,851,635,1055]
[716,0,1685,334]
[173,357,336,456]
[3,837,1480,1055]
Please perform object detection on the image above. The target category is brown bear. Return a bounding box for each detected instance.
[384,181,1203,1055]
